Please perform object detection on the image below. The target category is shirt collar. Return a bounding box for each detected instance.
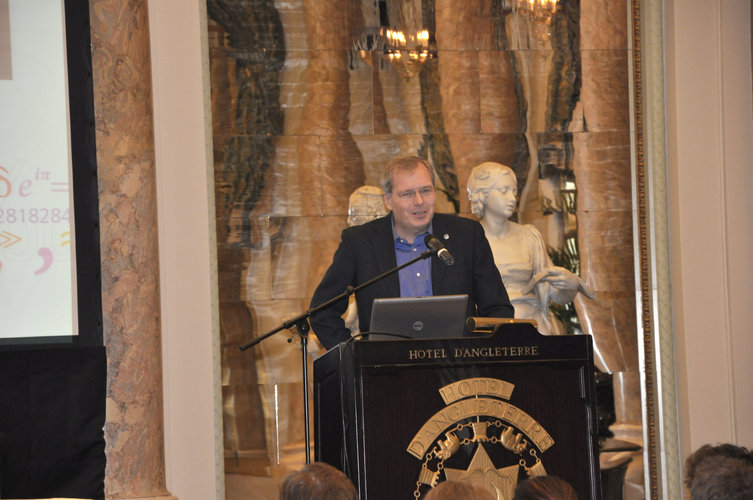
[390,213,433,245]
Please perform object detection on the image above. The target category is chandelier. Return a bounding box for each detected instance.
[508,0,558,23]
[383,27,433,65]
[350,0,436,80]
[352,26,436,80]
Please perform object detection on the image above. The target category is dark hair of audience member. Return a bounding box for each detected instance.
[512,475,579,500]
[684,443,753,489]
[422,480,496,500]
[278,462,358,500]
[689,456,753,500]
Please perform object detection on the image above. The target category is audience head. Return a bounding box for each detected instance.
[689,456,753,499]
[513,475,579,500]
[279,462,358,500]
[423,480,495,500]
[684,443,753,488]
[685,443,753,499]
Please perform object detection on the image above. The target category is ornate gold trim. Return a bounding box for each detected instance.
[630,0,655,496]
[632,0,682,498]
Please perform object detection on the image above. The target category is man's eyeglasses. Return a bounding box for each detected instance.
[393,186,435,201]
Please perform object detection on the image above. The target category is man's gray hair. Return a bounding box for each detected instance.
[380,156,436,194]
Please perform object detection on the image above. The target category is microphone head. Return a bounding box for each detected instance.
[424,234,455,266]
[424,233,441,250]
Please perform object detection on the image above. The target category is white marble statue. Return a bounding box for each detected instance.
[347,185,388,227]
[343,186,388,333]
[466,161,593,334]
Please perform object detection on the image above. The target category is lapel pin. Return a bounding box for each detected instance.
[443,233,449,240]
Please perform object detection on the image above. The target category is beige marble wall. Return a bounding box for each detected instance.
[208,0,641,493]
[90,0,175,498]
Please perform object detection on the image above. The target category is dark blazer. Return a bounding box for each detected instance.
[309,213,514,349]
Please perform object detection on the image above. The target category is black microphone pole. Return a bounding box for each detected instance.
[239,246,438,464]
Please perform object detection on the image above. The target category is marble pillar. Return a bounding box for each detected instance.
[90,1,176,498]
[576,0,641,435]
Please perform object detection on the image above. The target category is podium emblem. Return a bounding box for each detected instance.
[407,377,554,499]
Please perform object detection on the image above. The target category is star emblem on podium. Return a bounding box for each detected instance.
[443,444,518,500]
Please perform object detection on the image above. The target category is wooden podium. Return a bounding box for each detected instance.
[313,323,602,499]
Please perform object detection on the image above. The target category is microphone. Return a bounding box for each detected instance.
[424,234,455,266]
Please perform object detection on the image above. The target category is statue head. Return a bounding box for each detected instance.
[348,185,387,226]
[466,161,517,218]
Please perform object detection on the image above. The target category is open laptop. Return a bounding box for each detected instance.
[367,294,469,341]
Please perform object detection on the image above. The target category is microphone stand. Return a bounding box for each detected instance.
[239,248,436,464]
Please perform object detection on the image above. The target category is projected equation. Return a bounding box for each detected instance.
[0,208,70,223]
[0,164,73,276]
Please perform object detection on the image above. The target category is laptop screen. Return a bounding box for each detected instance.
[368,294,469,341]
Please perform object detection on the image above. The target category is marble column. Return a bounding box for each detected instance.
[577,0,641,435]
[90,1,176,498]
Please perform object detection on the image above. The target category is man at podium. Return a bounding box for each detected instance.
[310,155,514,350]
